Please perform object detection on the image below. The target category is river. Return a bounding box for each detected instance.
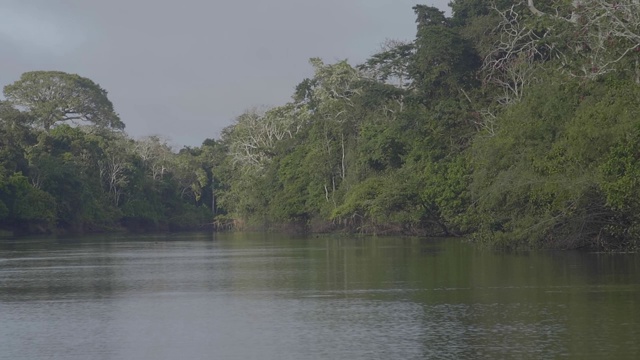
[1,232,639,359]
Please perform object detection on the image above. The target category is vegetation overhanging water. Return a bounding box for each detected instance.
[1,1,640,250]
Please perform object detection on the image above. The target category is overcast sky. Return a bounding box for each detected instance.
[0,0,449,147]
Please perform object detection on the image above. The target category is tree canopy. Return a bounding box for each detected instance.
[2,2,640,250]
[3,71,124,131]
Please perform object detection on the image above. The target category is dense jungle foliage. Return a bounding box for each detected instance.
[2,1,639,250]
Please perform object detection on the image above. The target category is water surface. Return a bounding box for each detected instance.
[1,233,639,359]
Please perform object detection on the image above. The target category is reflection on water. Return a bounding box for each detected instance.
[1,233,639,359]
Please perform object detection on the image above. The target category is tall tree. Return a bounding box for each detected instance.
[411,6,481,100]
[4,71,124,132]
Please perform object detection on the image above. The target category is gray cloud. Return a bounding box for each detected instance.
[1,0,450,146]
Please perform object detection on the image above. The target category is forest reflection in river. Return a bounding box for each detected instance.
[1,232,639,359]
